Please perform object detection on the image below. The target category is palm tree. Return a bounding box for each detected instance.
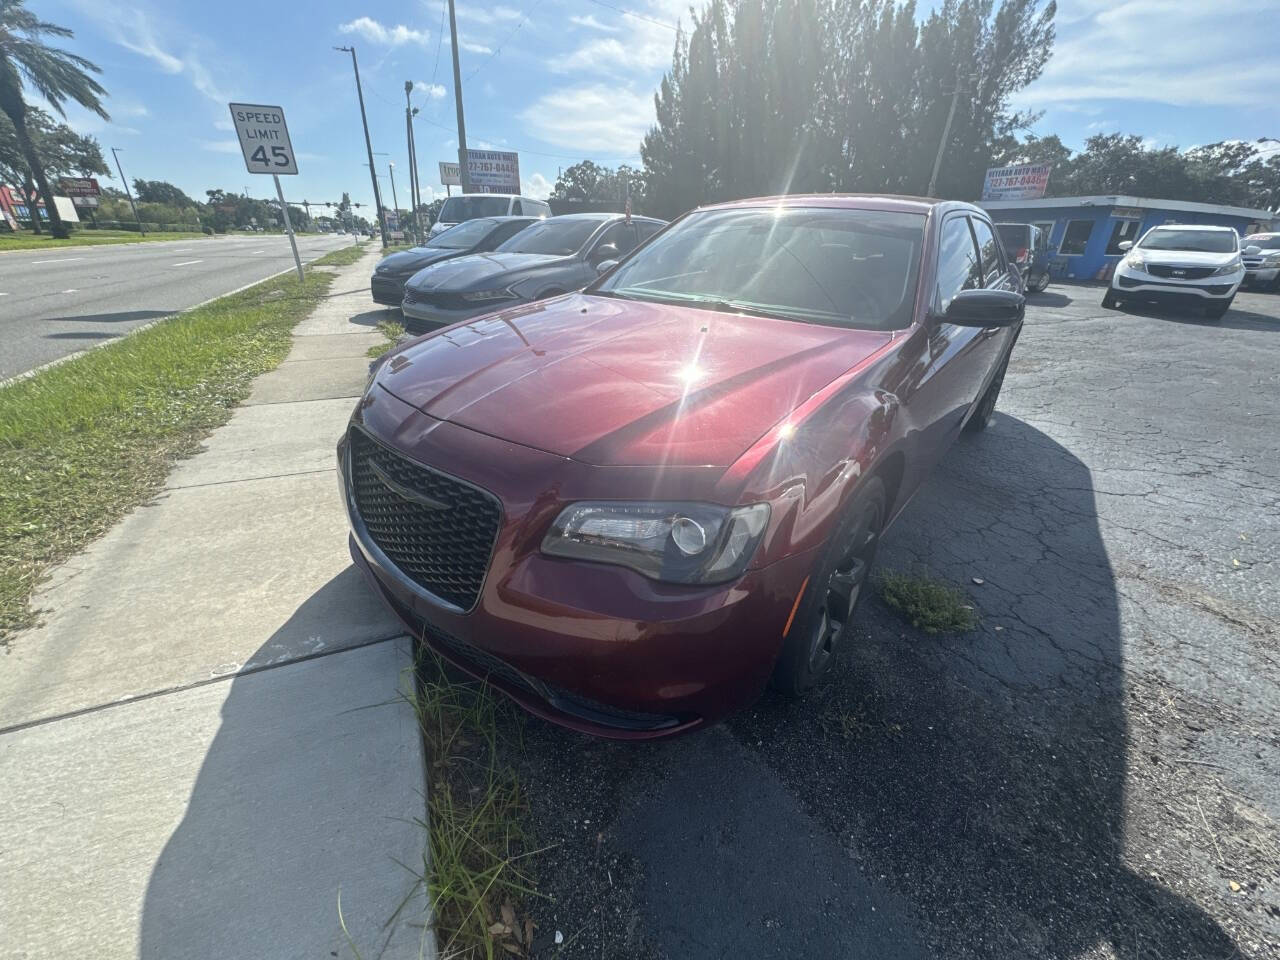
[0,0,107,239]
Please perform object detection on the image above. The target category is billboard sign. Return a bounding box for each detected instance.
[439,151,521,193]
[981,163,1052,202]
[58,177,101,197]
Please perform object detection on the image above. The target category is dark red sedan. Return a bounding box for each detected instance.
[339,195,1023,738]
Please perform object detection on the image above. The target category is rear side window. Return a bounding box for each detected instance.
[936,217,982,310]
[512,200,523,215]
[970,218,1005,286]
[995,223,1028,255]
[1060,219,1094,256]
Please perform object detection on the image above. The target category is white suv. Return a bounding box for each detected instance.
[429,194,550,237]
[1241,232,1280,292]
[1103,224,1244,319]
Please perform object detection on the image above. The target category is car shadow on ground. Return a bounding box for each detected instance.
[43,309,174,325]
[136,569,425,959]
[345,308,397,328]
[1123,304,1280,332]
[1026,289,1073,307]
[506,414,1241,959]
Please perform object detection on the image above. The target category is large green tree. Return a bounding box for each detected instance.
[0,104,106,198]
[0,0,108,237]
[133,179,198,208]
[640,0,1057,217]
[551,160,647,209]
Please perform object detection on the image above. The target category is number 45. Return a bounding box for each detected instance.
[250,145,291,167]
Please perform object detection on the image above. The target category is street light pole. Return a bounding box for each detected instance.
[334,45,389,247]
[111,147,145,236]
[927,73,963,199]
[447,0,472,194]
[388,162,399,236]
[405,80,425,240]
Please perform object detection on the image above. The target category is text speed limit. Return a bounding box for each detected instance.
[228,102,298,175]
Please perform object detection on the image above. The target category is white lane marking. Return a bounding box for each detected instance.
[0,292,9,296]
[251,249,265,254]
[61,288,78,294]
[30,257,84,265]
[171,259,204,267]
[172,248,192,253]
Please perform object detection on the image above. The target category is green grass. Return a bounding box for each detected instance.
[876,568,978,634]
[0,229,207,251]
[313,241,368,267]
[403,650,539,960]
[367,318,406,359]
[0,260,345,642]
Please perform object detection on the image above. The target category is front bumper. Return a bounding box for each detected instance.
[336,393,812,739]
[1111,264,1241,301]
[1244,265,1279,285]
[399,296,503,330]
[370,274,408,306]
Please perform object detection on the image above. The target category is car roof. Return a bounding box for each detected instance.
[1147,223,1236,232]
[544,212,666,224]
[698,193,951,215]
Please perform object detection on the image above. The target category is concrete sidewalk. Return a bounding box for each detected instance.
[0,248,434,959]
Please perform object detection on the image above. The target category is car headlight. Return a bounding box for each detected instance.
[1210,257,1243,276]
[460,287,516,302]
[1263,254,1280,267]
[542,501,771,584]
[1124,253,1148,272]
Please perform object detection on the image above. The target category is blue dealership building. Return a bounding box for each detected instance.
[979,195,1278,282]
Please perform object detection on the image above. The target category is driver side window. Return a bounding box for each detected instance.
[936,217,982,311]
[593,222,639,260]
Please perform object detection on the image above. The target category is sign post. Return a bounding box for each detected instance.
[228,102,304,281]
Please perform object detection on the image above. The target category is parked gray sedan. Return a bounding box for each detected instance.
[370,216,537,306]
[400,212,666,331]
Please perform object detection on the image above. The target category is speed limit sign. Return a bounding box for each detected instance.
[228,102,298,175]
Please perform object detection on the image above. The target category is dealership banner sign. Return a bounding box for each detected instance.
[439,150,521,193]
[981,163,1052,201]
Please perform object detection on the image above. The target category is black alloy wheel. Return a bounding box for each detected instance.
[772,478,886,697]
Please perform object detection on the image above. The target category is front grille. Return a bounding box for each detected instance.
[400,288,476,311]
[1146,264,1215,280]
[349,428,500,610]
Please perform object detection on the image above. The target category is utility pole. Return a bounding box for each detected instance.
[334,45,389,247]
[111,147,145,236]
[405,80,425,241]
[388,162,400,239]
[927,72,964,199]
[447,0,472,194]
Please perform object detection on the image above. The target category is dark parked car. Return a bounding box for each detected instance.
[369,216,537,306]
[339,195,1023,738]
[400,212,666,331]
[995,222,1050,292]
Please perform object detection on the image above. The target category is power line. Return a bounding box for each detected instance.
[463,0,546,82]
[430,0,447,86]
[585,0,678,31]
[413,112,639,164]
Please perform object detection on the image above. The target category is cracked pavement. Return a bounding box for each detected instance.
[499,285,1280,959]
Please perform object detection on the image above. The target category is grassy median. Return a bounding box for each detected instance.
[0,243,360,642]
[0,229,208,252]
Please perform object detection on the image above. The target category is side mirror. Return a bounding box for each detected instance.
[940,288,1023,328]
[1117,240,1133,252]
[591,242,620,265]
[1243,245,1261,256]
[595,259,619,275]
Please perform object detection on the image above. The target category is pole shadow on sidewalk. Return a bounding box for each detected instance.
[138,569,427,960]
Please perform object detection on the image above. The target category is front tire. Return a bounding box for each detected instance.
[772,478,886,697]
[1204,297,1233,320]
[1101,290,1121,309]
[1029,271,1050,293]
[963,354,1008,434]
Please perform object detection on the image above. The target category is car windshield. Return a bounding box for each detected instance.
[496,219,601,256]
[438,196,509,221]
[593,207,925,330]
[995,224,1029,249]
[426,218,497,249]
[1139,229,1237,253]
[1244,234,1280,251]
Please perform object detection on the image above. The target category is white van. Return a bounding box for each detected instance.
[429,194,551,237]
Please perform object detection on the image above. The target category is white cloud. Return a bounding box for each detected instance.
[415,82,447,99]
[200,139,242,154]
[1015,1,1280,108]
[338,16,430,47]
[460,40,493,55]
[569,14,619,32]
[522,172,553,200]
[519,84,654,152]
[553,1,678,76]
[458,5,522,25]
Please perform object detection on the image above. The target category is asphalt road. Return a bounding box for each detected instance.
[489,285,1280,959]
[0,233,355,380]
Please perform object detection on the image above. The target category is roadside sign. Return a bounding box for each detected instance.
[439,151,521,193]
[228,102,298,175]
[58,177,101,197]
[227,101,304,282]
[981,163,1052,202]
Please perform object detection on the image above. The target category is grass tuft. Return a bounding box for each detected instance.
[404,649,541,959]
[876,568,977,634]
[367,317,406,358]
[0,262,344,642]
[0,229,208,252]
[315,242,370,267]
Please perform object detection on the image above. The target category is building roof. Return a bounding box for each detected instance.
[980,194,1276,220]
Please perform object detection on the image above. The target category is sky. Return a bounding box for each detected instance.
[27,0,1280,212]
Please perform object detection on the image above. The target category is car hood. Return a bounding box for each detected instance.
[1138,248,1239,266]
[404,252,565,292]
[373,293,894,467]
[376,247,464,275]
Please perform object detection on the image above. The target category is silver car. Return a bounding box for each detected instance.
[401,213,666,331]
